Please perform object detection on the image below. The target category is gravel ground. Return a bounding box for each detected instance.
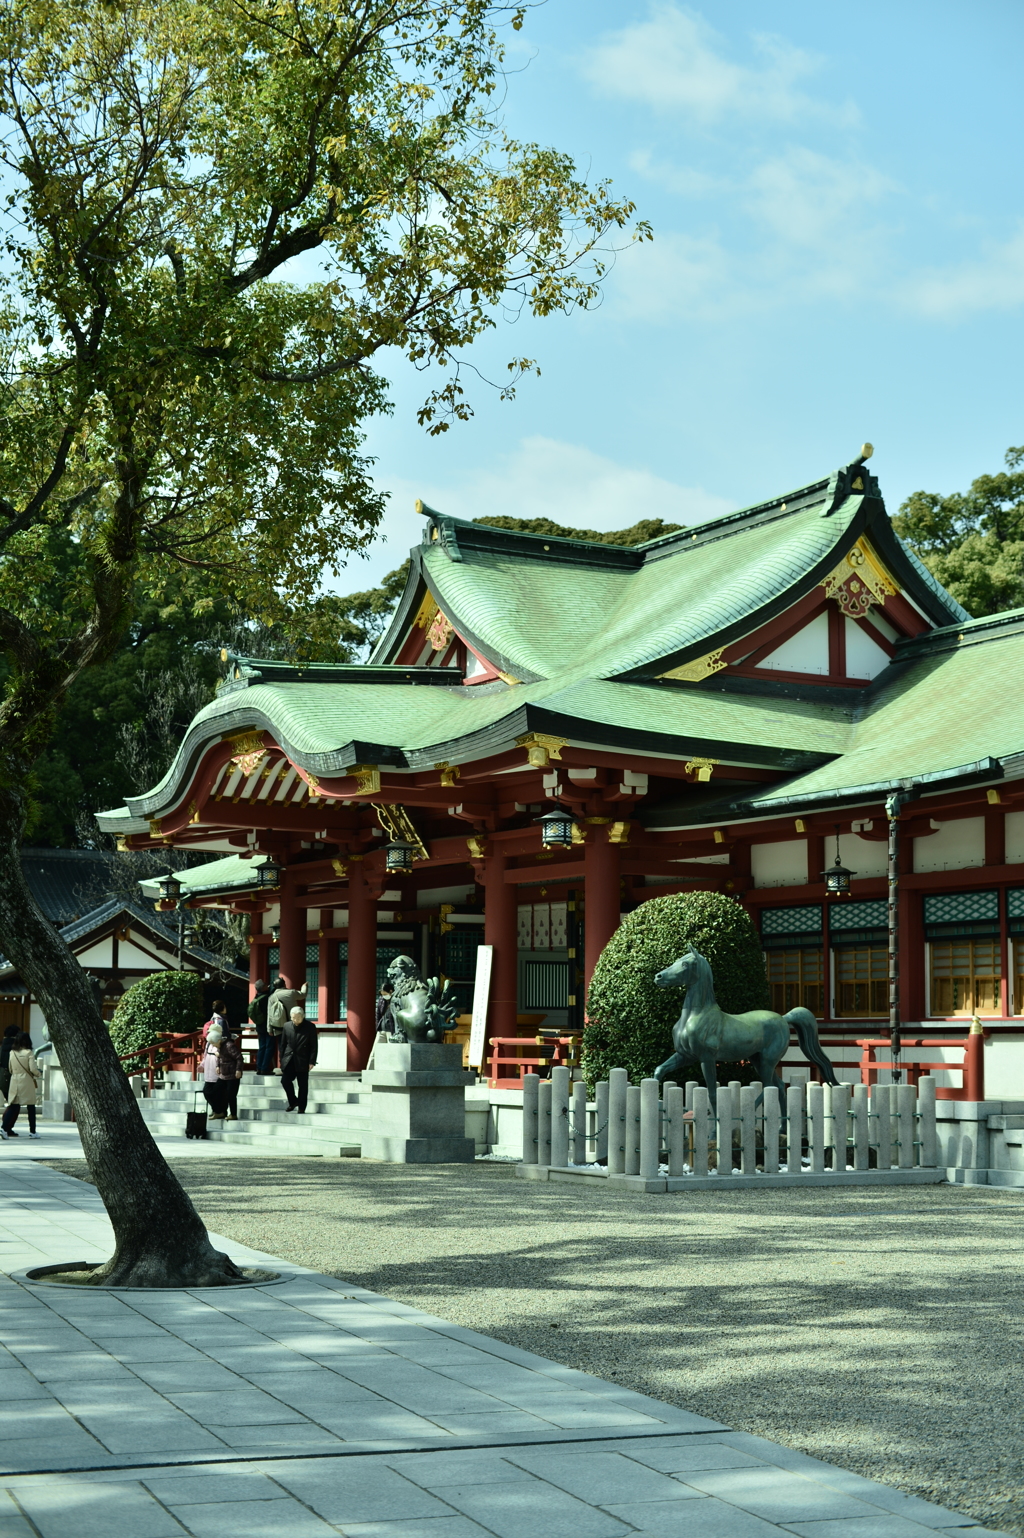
[46,1158,1024,1535]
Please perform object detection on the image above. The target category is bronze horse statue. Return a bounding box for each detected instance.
[653,950,838,1113]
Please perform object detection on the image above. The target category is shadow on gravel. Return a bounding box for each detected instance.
[45,1157,1024,1537]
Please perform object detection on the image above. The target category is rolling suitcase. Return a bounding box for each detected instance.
[185,1089,208,1140]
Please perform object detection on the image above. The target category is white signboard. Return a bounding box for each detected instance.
[468,944,494,1070]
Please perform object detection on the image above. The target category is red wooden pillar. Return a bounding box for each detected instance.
[249,909,262,998]
[318,908,336,1024]
[347,860,377,1071]
[900,844,925,1021]
[483,852,518,1041]
[584,830,621,997]
[278,876,305,993]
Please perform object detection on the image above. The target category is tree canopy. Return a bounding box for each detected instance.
[894,446,1024,617]
[0,0,647,1287]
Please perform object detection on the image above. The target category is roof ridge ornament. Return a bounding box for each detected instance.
[821,442,877,517]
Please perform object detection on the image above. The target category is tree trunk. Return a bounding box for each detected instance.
[0,797,243,1286]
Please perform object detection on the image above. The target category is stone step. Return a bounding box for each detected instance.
[139,1109,370,1135]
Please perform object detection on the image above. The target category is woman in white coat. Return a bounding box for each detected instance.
[1,1032,40,1139]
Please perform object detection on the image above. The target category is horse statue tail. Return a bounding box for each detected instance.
[785,1007,839,1085]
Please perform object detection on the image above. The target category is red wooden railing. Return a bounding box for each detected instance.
[487,1034,581,1090]
[856,1032,984,1102]
[118,1028,259,1093]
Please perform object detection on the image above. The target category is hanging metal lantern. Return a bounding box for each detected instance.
[821,826,855,896]
[270,923,281,944]
[256,858,282,889]
[537,806,576,849]
[385,838,415,873]
[157,869,182,903]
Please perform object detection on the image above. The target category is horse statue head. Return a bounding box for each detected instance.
[654,950,712,993]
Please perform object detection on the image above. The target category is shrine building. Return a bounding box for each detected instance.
[97,448,1024,1088]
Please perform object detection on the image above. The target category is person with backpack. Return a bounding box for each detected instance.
[0,1032,41,1139]
[267,975,306,1073]
[248,978,274,1075]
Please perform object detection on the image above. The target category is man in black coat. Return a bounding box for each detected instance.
[280,1006,318,1113]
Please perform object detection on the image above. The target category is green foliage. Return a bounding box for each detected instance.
[109,971,203,1068]
[894,446,1024,616]
[581,893,770,1087]
[0,0,644,814]
[472,516,684,545]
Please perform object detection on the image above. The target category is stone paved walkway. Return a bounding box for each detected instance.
[0,1158,1010,1538]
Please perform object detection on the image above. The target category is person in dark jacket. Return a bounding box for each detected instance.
[248,979,274,1075]
[280,1006,318,1113]
[217,1024,244,1122]
[0,1023,20,1102]
[375,983,394,1034]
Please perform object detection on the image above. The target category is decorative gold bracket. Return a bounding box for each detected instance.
[349,765,381,794]
[515,732,568,768]
[685,758,720,782]
[435,761,460,787]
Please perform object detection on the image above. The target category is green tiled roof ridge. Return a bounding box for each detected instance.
[896,540,971,624]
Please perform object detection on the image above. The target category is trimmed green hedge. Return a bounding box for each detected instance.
[581,892,770,1087]
[109,970,203,1068]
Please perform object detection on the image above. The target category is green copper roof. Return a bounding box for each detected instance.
[95,457,986,835]
[421,495,867,680]
[138,853,273,898]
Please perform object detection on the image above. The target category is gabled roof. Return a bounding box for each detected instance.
[373,458,968,683]
[644,609,1024,825]
[0,899,246,982]
[95,452,985,837]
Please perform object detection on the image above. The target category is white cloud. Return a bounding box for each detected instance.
[583,4,856,127]
[905,225,1024,318]
[745,148,895,253]
[327,436,733,592]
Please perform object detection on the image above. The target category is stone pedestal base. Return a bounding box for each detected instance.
[361,1042,475,1164]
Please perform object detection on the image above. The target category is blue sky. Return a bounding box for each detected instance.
[338,0,1024,590]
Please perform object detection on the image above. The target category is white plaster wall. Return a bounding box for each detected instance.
[752,840,808,887]
[839,832,887,879]
[758,612,829,675]
[417,885,475,907]
[77,939,113,967]
[118,939,166,969]
[1006,811,1024,865]
[982,1036,1024,1099]
[264,903,281,928]
[29,1002,46,1043]
[844,620,890,680]
[913,816,985,873]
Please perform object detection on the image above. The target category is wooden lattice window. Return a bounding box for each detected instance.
[765,948,823,1017]
[834,947,888,1017]
[929,940,1001,1016]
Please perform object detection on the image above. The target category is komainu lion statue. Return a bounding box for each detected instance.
[384,954,459,1044]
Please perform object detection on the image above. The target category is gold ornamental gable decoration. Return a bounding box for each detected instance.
[427,609,455,652]
[413,590,439,631]
[820,537,897,619]
[660,650,726,684]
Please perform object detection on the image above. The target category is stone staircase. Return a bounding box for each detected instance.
[137,1071,370,1157]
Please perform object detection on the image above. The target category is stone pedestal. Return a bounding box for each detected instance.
[361,1042,476,1163]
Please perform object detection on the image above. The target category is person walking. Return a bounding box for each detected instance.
[217,1023,244,1122]
[1,1032,41,1139]
[0,1023,20,1103]
[249,978,275,1075]
[279,1005,318,1114]
[267,975,307,1075]
[201,1022,227,1120]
